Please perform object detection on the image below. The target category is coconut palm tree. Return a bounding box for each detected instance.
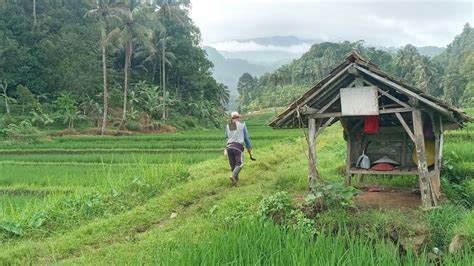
[85,0,123,135]
[151,0,190,123]
[115,0,154,128]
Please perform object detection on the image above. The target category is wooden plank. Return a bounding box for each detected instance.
[299,94,340,115]
[318,94,340,114]
[349,169,418,176]
[401,131,407,166]
[356,65,453,119]
[412,110,437,207]
[379,107,414,114]
[378,88,411,108]
[395,113,415,142]
[310,112,342,119]
[340,86,379,116]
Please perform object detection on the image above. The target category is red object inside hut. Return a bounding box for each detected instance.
[363,115,379,134]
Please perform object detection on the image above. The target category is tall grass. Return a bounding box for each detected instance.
[155,219,471,265]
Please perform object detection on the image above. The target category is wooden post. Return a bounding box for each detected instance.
[430,113,442,199]
[345,135,353,186]
[412,110,436,207]
[341,119,353,185]
[307,118,320,189]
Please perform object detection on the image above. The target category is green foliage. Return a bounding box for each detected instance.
[257,191,292,222]
[16,85,40,114]
[427,205,468,249]
[54,92,85,129]
[0,120,43,143]
[0,0,227,130]
[307,182,361,209]
[155,219,470,265]
[125,120,141,131]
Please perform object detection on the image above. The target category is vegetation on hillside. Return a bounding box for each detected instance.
[0,0,230,132]
[238,24,474,112]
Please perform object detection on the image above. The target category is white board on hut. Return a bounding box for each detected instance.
[340,86,379,116]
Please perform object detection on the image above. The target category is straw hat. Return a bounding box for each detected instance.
[372,156,400,166]
[231,111,240,119]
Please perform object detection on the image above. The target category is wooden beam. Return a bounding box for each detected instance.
[307,118,319,189]
[310,112,342,119]
[378,88,411,108]
[299,105,318,115]
[349,169,418,176]
[395,112,415,142]
[412,110,437,207]
[356,65,453,119]
[379,107,414,114]
[318,94,340,114]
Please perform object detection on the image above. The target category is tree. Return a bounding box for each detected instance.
[0,79,16,115]
[33,0,37,26]
[216,83,230,106]
[54,92,86,129]
[85,0,123,135]
[17,84,39,114]
[151,0,191,123]
[116,0,154,128]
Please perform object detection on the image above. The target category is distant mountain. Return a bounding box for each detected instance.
[204,46,275,94]
[416,46,446,57]
[209,36,313,64]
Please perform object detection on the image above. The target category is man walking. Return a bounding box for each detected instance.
[225,111,252,185]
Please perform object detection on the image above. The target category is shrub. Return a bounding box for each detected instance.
[0,120,44,143]
[257,191,292,223]
[126,121,141,131]
[307,182,360,210]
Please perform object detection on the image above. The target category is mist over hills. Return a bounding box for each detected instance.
[204,36,446,109]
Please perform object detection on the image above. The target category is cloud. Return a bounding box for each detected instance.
[190,0,473,47]
[209,41,312,53]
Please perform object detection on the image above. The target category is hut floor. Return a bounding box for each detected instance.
[355,186,421,209]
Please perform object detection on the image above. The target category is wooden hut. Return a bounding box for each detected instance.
[270,52,472,208]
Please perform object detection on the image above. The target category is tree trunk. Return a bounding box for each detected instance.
[161,30,167,123]
[1,82,9,115]
[33,0,37,26]
[120,40,132,129]
[100,25,108,135]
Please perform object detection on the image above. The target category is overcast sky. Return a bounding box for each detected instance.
[190,0,474,49]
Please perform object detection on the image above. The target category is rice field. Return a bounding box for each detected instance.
[0,113,301,239]
[0,110,472,264]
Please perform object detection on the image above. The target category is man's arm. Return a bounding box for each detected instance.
[243,126,252,150]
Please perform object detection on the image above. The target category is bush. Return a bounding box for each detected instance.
[126,121,141,131]
[307,182,361,210]
[257,191,292,223]
[0,120,45,143]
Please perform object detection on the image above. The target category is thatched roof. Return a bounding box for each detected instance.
[270,52,472,128]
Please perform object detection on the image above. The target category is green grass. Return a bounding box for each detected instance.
[154,219,471,265]
[0,111,472,264]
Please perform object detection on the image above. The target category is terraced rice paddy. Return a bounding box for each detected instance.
[0,114,301,231]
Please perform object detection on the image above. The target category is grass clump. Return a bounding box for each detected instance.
[155,218,471,265]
